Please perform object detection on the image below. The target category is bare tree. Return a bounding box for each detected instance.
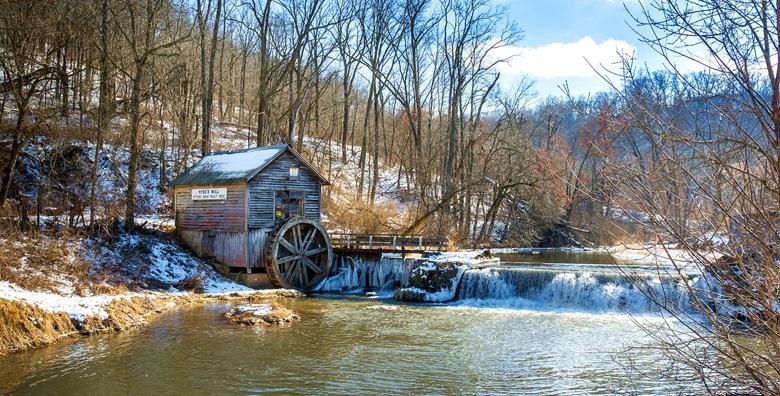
[89,0,113,230]
[0,1,62,209]
[596,0,780,392]
[197,0,223,155]
[113,0,189,230]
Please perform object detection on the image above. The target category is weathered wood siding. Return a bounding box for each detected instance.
[247,228,268,268]
[247,188,275,229]
[179,230,248,267]
[204,231,247,267]
[175,184,247,232]
[247,150,321,229]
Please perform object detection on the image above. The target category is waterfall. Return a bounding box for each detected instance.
[456,267,696,314]
[315,254,406,295]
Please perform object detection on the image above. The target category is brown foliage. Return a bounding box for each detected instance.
[322,189,411,234]
[0,298,75,357]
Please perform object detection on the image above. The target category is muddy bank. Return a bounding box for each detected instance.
[0,290,301,357]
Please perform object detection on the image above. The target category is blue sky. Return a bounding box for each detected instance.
[494,0,685,99]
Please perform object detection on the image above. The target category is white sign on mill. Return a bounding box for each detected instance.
[191,188,227,200]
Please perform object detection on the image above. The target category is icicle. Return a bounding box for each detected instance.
[314,254,406,293]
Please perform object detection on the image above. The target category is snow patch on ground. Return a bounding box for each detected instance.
[0,231,284,323]
[0,280,121,321]
[236,304,273,317]
[85,232,253,294]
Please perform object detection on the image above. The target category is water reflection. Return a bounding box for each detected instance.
[0,297,694,395]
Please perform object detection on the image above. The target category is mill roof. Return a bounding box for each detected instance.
[171,144,329,186]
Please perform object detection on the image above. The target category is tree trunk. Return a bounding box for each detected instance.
[255,0,272,147]
[0,111,25,208]
[238,47,247,127]
[198,0,208,154]
[200,0,223,156]
[90,0,110,230]
[357,73,375,201]
[125,63,146,231]
[217,13,226,121]
[369,90,383,205]
[341,77,350,162]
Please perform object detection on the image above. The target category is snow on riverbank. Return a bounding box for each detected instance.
[0,281,124,321]
[489,246,601,254]
[608,243,722,273]
[84,232,253,294]
[0,230,285,325]
[425,250,501,266]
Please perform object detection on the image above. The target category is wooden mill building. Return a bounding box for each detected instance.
[171,144,330,278]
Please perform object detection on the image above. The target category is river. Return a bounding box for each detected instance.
[0,251,700,395]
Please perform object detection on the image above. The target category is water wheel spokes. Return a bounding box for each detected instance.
[266,218,333,291]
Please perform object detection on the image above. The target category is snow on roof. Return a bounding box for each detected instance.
[203,146,281,175]
[172,144,287,186]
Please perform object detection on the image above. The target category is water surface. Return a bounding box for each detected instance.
[495,250,618,265]
[0,297,692,395]
[0,251,699,395]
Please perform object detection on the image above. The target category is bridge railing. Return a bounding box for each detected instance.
[330,233,448,252]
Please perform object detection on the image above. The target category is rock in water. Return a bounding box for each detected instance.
[394,261,469,303]
[224,303,299,326]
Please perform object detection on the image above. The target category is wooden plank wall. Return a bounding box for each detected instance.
[247,228,269,268]
[175,184,247,232]
[247,150,321,229]
[204,231,247,267]
[247,188,274,229]
[179,230,248,267]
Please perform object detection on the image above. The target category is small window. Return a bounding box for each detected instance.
[289,166,299,179]
[275,190,305,223]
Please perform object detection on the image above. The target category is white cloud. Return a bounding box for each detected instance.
[497,36,636,80]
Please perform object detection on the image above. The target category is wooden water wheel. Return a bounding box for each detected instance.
[264,218,333,291]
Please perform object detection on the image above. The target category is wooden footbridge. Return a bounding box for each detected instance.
[330,234,448,254]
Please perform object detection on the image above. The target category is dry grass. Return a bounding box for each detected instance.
[79,296,167,333]
[0,298,76,357]
[0,291,302,357]
[0,295,174,357]
[0,231,89,293]
[0,227,127,296]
